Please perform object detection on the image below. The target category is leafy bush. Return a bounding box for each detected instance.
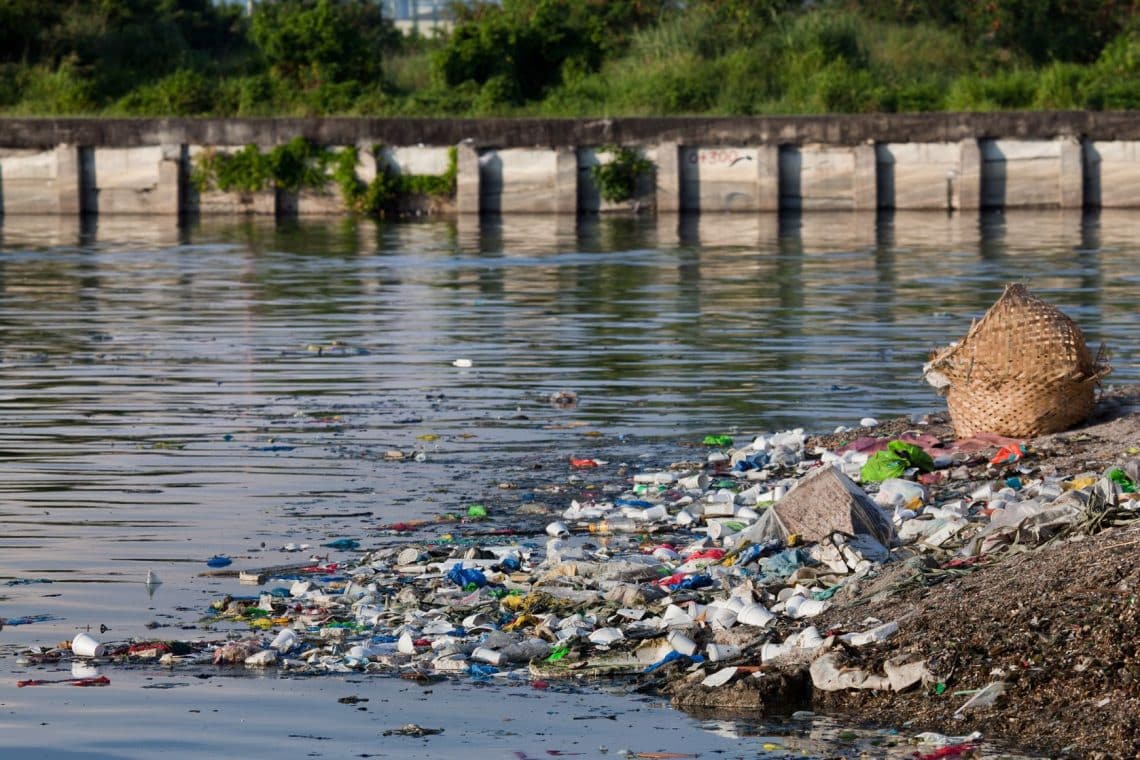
[113,69,216,116]
[435,0,670,104]
[945,70,1037,111]
[333,145,457,217]
[192,138,331,194]
[591,146,653,204]
[250,0,398,89]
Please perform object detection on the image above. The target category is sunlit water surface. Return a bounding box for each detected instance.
[0,210,1135,758]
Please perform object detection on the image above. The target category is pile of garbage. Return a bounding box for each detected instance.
[21,420,1139,729]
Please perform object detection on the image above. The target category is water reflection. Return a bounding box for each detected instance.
[0,209,1132,757]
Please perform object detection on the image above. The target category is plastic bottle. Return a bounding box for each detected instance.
[587,518,642,533]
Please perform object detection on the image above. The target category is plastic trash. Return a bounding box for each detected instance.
[874,478,927,509]
[666,630,698,656]
[587,518,642,534]
[446,564,487,589]
[71,633,106,658]
[861,441,935,483]
[953,681,1007,718]
[989,443,1026,466]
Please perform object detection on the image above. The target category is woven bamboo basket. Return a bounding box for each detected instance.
[925,283,1111,438]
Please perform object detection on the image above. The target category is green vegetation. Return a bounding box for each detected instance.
[591,146,653,204]
[3,1,1140,116]
[191,138,458,217]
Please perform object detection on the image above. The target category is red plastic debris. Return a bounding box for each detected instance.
[989,443,1026,466]
[916,742,978,760]
[684,549,725,562]
[570,458,599,469]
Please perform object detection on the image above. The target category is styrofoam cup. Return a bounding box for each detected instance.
[72,632,106,658]
[666,630,697,656]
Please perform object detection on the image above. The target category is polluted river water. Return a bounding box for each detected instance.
[0,210,1137,759]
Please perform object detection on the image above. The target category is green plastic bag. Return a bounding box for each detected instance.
[860,440,935,483]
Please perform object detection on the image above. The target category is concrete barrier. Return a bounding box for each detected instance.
[3,116,1140,217]
[86,145,181,215]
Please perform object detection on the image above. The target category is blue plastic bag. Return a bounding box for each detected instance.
[447,563,487,589]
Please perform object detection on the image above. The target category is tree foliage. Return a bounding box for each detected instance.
[435,0,673,103]
[3,0,1140,116]
[250,0,399,89]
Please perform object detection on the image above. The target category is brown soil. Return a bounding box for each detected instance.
[671,386,1140,759]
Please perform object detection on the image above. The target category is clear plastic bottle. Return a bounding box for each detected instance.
[587,518,641,533]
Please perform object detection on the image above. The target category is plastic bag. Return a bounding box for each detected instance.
[860,440,935,483]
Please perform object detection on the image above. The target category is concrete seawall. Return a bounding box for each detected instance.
[4,114,1140,216]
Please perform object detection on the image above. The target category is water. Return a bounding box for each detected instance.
[0,209,1136,758]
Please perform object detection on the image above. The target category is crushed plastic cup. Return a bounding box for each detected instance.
[471,646,504,666]
[761,641,790,662]
[736,603,775,627]
[588,627,625,646]
[706,643,741,662]
[678,473,709,491]
[271,628,300,652]
[662,604,695,627]
[708,606,738,630]
[796,626,824,649]
[71,632,107,658]
[701,666,738,688]
[785,595,829,619]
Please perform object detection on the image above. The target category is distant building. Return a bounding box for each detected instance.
[215,1,498,35]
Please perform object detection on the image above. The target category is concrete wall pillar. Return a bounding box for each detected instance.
[655,141,681,213]
[554,147,578,215]
[757,145,780,211]
[56,144,83,215]
[853,143,877,211]
[955,139,981,210]
[157,144,182,215]
[456,143,480,214]
[1059,136,1083,209]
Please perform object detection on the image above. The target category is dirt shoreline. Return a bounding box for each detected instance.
[667,385,1140,758]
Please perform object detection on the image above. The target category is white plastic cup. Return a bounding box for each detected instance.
[678,473,708,491]
[471,646,504,666]
[708,606,738,631]
[736,603,775,628]
[71,632,107,658]
[666,630,698,656]
[545,521,570,538]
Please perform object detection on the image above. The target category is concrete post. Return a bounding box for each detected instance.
[655,141,681,213]
[955,139,981,210]
[157,144,183,215]
[757,145,780,211]
[56,143,83,215]
[853,143,877,211]
[554,147,578,215]
[456,143,480,214]
[1059,137,1083,209]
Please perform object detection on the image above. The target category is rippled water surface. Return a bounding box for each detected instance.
[0,210,1135,758]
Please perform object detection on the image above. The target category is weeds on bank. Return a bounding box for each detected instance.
[192,139,458,218]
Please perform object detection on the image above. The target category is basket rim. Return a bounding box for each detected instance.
[927,283,1111,382]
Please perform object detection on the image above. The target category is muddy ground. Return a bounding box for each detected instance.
[666,385,1140,759]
